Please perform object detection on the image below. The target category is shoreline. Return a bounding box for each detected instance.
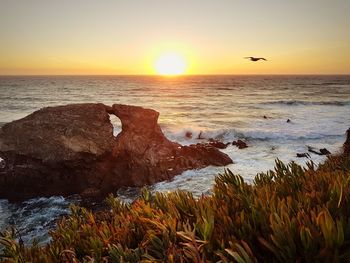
[0,129,349,261]
[0,129,347,247]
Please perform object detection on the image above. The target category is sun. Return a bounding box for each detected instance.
[155,53,187,76]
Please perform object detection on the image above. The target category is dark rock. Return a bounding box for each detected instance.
[197,131,204,139]
[81,187,102,199]
[232,140,248,149]
[263,115,268,119]
[308,146,330,156]
[320,148,331,155]
[287,119,291,123]
[0,158,5,169]
[105,104,232,188]
[308,146,321,155]
[296,153,310,158]
[0,103,233,201]
[185,131,192,139]
[207,138,229,149]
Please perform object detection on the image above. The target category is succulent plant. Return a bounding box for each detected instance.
[1,154,350,262]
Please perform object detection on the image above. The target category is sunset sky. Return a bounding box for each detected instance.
[1,0,349,75]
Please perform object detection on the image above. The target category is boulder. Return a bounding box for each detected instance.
[185,131,193,139]
[308,146,331,156]
[207,138,229,149]
[320,148,331,155]
[232,139,248,149]
[296,153,310,158]
[0,103,232,201]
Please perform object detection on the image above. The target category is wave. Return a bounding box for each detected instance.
[310,82,348,86]
[261,100,350,106]
[239,131,344,142]
[163,127,346,143]
[0,196,77,245]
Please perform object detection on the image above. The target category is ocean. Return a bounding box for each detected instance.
[0,75,349,244]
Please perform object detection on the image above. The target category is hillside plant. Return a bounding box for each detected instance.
[1,154,350,262]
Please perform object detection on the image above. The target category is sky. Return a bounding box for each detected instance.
[0,0,350,75]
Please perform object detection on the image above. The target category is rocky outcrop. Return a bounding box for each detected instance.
[307,146,331,156]
[232,140,248,149]
[0,103,232,201]
[296,153,310,158]
[207,139,230,149]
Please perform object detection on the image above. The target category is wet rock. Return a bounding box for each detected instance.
[207,138,229,149]
[81,187,102,200]
[308,147,318,155]
[320,148,331,155]
[296,153,310,158]
[232,139,248,149]
[197,131,204,139]
[287,119,291,123]
[185,131,193,139]
[0,103,232,201]
[308,146,331,156]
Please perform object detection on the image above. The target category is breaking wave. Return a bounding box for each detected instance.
[164,127,346,143]
[0,196,79,245]
[261,100,350,106]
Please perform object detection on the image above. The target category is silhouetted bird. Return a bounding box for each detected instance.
[245,57,267,62]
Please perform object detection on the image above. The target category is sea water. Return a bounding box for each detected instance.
[0,75,349,244]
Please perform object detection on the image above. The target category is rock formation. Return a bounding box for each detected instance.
[0,103,232,201]
[296,153,310,158]
[207,139,229,149]
[232,139,248,149]
[308,146,331,156]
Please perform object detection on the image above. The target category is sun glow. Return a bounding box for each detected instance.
[155,53,187,76]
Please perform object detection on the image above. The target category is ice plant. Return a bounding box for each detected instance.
[1,154,350,262]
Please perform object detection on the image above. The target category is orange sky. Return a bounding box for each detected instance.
[1,0,350,75]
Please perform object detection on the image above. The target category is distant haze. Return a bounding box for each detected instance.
[0,0,349,75]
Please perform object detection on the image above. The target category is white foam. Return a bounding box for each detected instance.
[0,196,75,245]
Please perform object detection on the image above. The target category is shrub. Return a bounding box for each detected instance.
[1,155,350,262]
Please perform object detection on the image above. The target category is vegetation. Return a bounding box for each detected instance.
[1,154,350,262]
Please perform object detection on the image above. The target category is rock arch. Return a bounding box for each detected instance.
[0,103,232,201]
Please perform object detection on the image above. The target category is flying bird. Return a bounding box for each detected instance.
[245,57,267,62]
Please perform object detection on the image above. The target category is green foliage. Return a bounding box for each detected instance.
[1,155,350,262]
[0,228,25,263]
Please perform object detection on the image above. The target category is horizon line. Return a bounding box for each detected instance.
[1,73,350,77]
